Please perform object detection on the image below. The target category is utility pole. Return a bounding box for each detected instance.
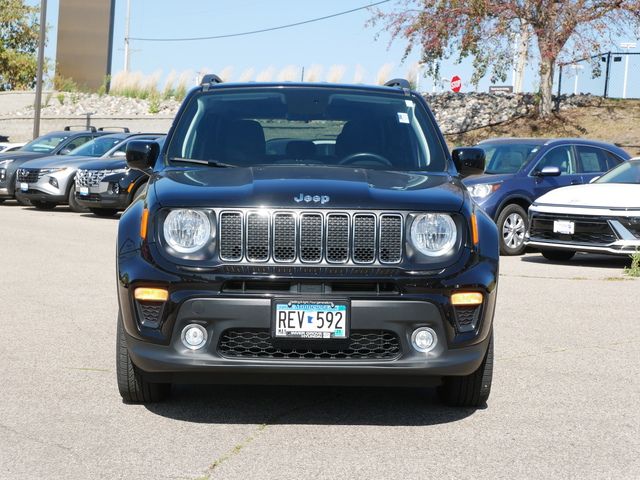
[620,42,637,99]
[124,0,131,72]
[33,0,47,140]
[569,64,583,95]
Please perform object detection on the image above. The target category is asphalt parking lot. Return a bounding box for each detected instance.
[1,201,638,480]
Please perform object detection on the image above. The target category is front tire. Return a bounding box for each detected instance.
[497,204,528,256]
[116,313,170,403]
[541,249,575,261]
[439,333,493,407]
[68,184,89,213]
[32,201,56,210]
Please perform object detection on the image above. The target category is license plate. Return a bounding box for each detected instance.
[20,182,28,192]
[79,186,89,196]
[553,220,575,235]
[273,300,349,339]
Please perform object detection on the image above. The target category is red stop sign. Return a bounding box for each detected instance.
[451,75,462,92]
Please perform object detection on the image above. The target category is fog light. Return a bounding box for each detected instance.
[411,327,437,353]
[49,177,58,188]
[181,324,208,350]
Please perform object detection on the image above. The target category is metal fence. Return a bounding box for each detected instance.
[556,52,640,99]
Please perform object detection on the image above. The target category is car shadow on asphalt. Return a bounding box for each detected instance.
[144,384,479,426]
[520,252,631,269]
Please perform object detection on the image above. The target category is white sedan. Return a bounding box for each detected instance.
[0,142,25,153]
[526,157,640,260]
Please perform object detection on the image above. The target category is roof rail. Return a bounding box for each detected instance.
[384,78,411,89]
[200,74,223,91]
[98,127,131,133]
[64,125,97,132]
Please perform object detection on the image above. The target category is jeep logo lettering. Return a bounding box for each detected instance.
[294,193,330,204]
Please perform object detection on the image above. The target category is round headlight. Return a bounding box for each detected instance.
[410,213,457,257]
[163,209,211,253]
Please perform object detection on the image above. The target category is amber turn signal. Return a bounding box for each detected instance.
[140,208,149,239]
[471,213,479,245]
[451,292,483,306]
[134,287,169,302]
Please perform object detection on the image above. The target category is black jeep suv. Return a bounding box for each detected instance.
[116,77,499,407]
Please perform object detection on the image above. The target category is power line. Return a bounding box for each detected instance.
[129,0,392,42]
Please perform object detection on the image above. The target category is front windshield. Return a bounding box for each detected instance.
[21,133,69,153]
[69,136,124,157]
[166,87,447,171]
[481,142,539,174]
[597,159,640,184]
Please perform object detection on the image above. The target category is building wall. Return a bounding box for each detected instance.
[55,0,115,90]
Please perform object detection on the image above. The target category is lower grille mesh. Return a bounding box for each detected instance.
[218,329,401,360]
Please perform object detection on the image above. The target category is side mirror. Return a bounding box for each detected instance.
[589,176,600,184]
[126,140,159,172]
[111,150,127,158]
[451,147,485,177]
[536,166,561,177]
[59,148,73,155]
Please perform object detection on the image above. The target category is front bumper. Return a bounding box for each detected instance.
[75,189,129,209]
[118,253,498,384]
[14,172,72,204]
[527,207,640,256]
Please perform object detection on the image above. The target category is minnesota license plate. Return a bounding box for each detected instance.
[553,220,575,235]
[20,182,28,192]
[79,186,89,196]
[273,300,349,339]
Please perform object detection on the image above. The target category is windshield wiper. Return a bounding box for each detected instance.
[170,157,236,168]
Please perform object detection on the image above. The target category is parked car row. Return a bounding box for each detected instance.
[459,138,633,256]
[0,127,165,216]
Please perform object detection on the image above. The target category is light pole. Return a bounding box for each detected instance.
[124,0,131,72]
[620,42,637,99]
[568,63,583,95]
[33,0,47,140]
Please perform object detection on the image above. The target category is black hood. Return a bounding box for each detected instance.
[153,166,465,211]
[0,151,46,162]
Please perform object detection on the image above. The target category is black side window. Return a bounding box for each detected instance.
[576,146,608,173]
[60,135,92,154]
[604,151,624,171]
[535,145,575,175]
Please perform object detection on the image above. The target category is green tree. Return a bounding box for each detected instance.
[369,1,640,117]
[0,0,40,91]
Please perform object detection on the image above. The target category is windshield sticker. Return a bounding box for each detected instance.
[397,112,410,124]
[405,99,415,108]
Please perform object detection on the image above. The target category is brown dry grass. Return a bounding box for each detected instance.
[446,99,640,157]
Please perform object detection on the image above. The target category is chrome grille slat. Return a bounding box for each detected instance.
[217,210,403,264]
[379,214,403,263]
[326,213,349,263]
[352,214,376,264]
[273,213,296,262]
[300,213,323,262]
[17,168,43,183]
[219,212,243,261]
[246,212,270,261]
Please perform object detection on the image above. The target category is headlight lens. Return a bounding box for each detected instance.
[41,167,68,175]
[108,168,128,175]
[163,209,211,253]
[410,213,457,257]
[467,183,501,200]
[0,159,14,168]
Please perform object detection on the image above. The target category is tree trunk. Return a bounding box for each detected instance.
[539,56,555,117]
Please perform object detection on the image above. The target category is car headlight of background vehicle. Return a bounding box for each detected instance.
[467,183,501,200]
[0,159,14,181]
[163,209,212,253]
[108,168,128,175]
[410,213,457,257]
[41,167,68,175]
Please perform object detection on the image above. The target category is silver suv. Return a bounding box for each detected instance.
[15,133,159,211]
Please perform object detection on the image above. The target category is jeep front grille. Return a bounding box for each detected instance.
[218,210,403,264]
[75,169,112,188]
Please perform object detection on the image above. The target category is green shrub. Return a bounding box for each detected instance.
[623,250,640,278]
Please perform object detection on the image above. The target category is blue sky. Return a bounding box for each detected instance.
[34,0,640,97]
